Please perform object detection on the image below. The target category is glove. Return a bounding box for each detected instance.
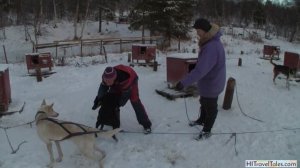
[92,97,102,110]
[92,104,99,110]
[175,82,184,91]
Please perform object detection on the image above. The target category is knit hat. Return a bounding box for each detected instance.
[102,67,117,80]
[193,18,212,32]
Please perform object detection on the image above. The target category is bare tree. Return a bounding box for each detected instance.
[36,0,44,35]
[80,0,91,39]
[53,0,58,28]
[73,0,80,40]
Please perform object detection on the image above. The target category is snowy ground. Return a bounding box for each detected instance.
[0,21,299,168]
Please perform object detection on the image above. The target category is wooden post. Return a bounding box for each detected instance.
[127,52,132,62]
[100,40,103,54]
[153,61,158,72]
[55,43,58,59]
[222,77,236,110]
[103,45,107,63]
[80,40,83,57]
[35,68,43,82]
[142,36,145,44]
[3,45,8,64]
[120,39,122,53]
[238,58,242,66]
[178,36,181,52]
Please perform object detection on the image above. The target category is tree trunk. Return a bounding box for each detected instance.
[289,28,297,42]
[142,11,145,44]
[53,0,58,28]
[37,0,43,35]
[73,0,80,40]
[98,0,102,33]
[80,0,90,39]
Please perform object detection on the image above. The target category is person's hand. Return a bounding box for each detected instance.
[92,104,98,110]
[175,82,184,91]
[92,97,102,110]
[92,101,102,110]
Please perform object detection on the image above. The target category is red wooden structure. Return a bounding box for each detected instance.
[284,51,300,70]
[262,45,280,60]
[25,52,53,73]
[0,65,11,112]
[118,16,128,24]
[166,55,197,85]
[131,44,156,63]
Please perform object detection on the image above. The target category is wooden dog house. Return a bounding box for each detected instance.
[262,45,280,60]
[25,52,53,73]
[166,54,198,85]
[155,54,198,100]
[284,51,300,70]
[0,65,11,112]
[131,44,156,63]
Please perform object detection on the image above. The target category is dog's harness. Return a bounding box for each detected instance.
[36,111,102,141]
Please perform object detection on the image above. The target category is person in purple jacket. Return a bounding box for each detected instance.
[175,18,226,140]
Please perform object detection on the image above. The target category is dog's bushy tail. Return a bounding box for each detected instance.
[97,128,122,138]
[270,56,276,66]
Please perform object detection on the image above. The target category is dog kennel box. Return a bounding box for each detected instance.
[131,44,156,63]
[284,51,300,70]
[25,52,53,73]
[263,45,280,59]
[0,65,11,112]
[166,54,198,85]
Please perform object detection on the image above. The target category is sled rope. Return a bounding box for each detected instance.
[121,127,300,135]
[235,84,264,123]
[122,128,299,156]
[0,119,34,154]
[0,102,26,118]
[3,128,27,154]
[183,97,201,132]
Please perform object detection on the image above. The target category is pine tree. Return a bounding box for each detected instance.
[129,0,195,43]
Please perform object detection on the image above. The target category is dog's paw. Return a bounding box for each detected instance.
[56,157,62,162]
[101,152,106,160]
[47,163,54,168]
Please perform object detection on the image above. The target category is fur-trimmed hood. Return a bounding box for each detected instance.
[198,23,220,47]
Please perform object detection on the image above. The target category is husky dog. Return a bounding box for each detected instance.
[35,99,121,168]
[270,56,290,89]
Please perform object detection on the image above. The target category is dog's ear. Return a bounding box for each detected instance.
[41,99,46,106]
[50,103,54,107]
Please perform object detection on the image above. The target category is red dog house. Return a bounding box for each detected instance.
[25,52,53,73]
[167,54,197,85]
[0,65,11,112]
[131,44,156,63]
[284,51,300,70]
[262,45,280,60]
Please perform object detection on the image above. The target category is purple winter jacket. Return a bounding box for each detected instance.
[180,31,226,98]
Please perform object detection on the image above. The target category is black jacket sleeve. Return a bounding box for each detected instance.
[92,82,109,110]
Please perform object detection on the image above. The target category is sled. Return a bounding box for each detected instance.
[155,86,198,100]
[25,71,56,78]
[0,102,26,118]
